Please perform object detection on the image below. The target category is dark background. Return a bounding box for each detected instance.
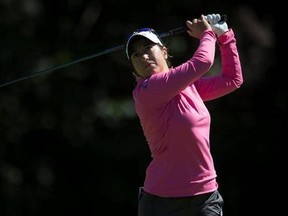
[0,0,284,215]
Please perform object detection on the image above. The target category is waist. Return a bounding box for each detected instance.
[142,187,216,200]
[143,174,218,197]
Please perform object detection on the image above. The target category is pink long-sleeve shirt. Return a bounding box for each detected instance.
[133,29,243,197]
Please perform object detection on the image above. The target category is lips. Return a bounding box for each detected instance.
[144,61,154,69]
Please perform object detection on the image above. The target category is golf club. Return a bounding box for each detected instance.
[0,14,226,88]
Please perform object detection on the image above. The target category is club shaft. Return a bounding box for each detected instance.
[0,45,124,88]
[0,14,227,88]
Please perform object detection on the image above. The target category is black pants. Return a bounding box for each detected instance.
[138,188,224,216]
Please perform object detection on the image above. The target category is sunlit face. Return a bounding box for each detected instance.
[129,38,169,78]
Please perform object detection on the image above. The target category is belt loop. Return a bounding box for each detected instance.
[138,186,144,200]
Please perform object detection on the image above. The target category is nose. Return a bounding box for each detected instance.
[141,53,149,60]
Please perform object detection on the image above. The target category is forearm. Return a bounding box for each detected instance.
[218,29,243,88]
[191,29,217,71]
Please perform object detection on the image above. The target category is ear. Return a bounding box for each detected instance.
[162,47,168,59]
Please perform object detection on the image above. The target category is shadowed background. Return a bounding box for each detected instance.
[0,0,283,215]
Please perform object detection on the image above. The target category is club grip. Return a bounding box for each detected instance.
[214,14,227,22]
[160,14,227,38]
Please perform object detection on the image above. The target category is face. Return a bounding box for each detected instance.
[129,38,169,78]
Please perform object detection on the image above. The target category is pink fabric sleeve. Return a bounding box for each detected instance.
[194,29,244,101]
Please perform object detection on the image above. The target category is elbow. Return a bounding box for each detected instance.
[189,58,214,75]
[207,58,214,69]
[201,59,214,72]
[231,76,244,90]
[226,64,243,89]
[235,76,244,88]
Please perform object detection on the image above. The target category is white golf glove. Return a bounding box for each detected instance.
[205,14,228,37]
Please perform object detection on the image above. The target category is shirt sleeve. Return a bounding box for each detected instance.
[194,29,244,101]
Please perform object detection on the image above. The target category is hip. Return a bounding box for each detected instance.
[138,188,224,216]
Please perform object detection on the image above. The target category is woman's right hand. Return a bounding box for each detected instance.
[186,15,212,39]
